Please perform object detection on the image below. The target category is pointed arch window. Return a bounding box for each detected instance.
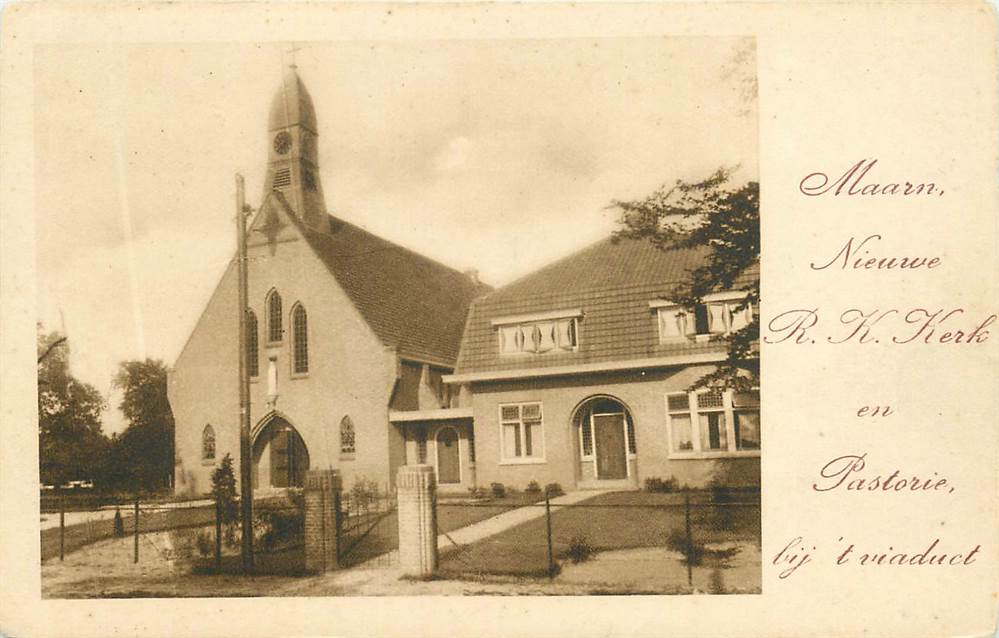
[292,304,309,374]
[246,310,259,377]
[340,416,356,456]
[202,425,216,461]
[267,290,283,342]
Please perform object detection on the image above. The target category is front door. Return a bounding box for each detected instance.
[593,413,627,479]
[436,427,461,484]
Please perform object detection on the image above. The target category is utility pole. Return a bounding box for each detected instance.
[236,173,254,573]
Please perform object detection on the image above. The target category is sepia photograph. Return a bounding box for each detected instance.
[36,35,761,598]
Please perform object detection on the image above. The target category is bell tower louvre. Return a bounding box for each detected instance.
[263,64,328,232]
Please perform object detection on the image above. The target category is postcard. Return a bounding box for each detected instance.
[1,1,996,637]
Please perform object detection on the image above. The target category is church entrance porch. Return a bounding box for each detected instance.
[252,415,311,490]
[390,410,475,493]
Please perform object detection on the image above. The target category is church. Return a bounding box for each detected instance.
[169,66,489,495]
[170,66,760,497]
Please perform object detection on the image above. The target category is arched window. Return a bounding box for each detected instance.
[202,425,216,461]
[340,416,356,455]
[246,310,259,377]
[267,290,283,342]
[292,304,308,373]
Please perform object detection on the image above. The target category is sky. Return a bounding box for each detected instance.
[34,37,757,434]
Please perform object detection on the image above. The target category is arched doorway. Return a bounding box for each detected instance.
[252,416,310,488]
[573,397,635,480]
[436,426,461,484]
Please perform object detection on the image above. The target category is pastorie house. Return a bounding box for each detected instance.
[169,67,760,496]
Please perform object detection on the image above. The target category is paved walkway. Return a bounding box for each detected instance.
[437,490,607,550]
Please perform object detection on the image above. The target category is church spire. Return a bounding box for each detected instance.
[263,65,328,232]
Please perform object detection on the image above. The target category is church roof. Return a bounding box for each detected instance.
[297,210,491,365]
[454,234,758,375]
[269,66,318,133]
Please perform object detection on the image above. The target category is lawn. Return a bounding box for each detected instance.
[438,490,761,581]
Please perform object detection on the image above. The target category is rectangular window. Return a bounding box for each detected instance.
[497,317,577,355]
[666,392,694,452]
[580,416,593,456]
[733,390,761,450]
[654,297,755,342]
[499,402,545,462]
[666,388,760,456]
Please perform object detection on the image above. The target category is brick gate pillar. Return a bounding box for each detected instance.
[304,469,342,573]
[396,464,438,577]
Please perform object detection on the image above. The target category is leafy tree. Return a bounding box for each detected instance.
[37,325,109,486]
[112,359,176,491]
[612,167,759,391]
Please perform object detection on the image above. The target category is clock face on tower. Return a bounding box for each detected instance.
[273,131,292,155]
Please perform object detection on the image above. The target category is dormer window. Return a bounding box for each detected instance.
[652,294,753,343]
[492,309,581,355]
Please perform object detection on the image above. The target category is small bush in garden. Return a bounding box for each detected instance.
[645,476,679,493]
[665,528,706,566]
[709,481,732,503]
[195,530,213,558]
[255,507,304,551]
[544,482,564,498]
[490,482,506,499]
[467,486,487,499]
[351,477,382,511]
[525,480,541,494]
[565,535,595,564]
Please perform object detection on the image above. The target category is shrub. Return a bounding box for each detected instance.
[665,528,706,566]
[544,482,564,498]
[645,476,679,493]
[709,482,732,503]
[113,507,125,537]
[195,530,213,558]
[255,507,304,551]
[525,480,541,494]
[565,535,595,564]
[467,486,488,499]
[490,482,506,499]
[350,477,382,512]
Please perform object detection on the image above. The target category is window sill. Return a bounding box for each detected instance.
[668,450,761,460]
[290,372,309,380]
[498,458,547,466]
[265,341,283,348]
[339,453,356,461]
[498,349,578,358]
[201,459,216,467]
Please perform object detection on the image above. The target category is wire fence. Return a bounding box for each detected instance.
[436,489,761,594]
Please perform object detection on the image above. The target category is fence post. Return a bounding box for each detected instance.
[133,496,140,564]
[396,464,437,578]
[334,489,343,567]
[304,469,341,573]
[545,493,555,579]
[214,497,222,570]
[684,492,692,586]
[59,497,65,562]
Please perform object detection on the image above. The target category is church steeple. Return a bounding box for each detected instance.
[263,65,328,232]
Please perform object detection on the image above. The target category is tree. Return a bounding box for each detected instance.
[611,167,759,391]
[37,325,109,486]
[211,454,239,546]
[112,359,176,491]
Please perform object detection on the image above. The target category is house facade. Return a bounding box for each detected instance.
[419,238,761,492]
[169,67,487,496]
